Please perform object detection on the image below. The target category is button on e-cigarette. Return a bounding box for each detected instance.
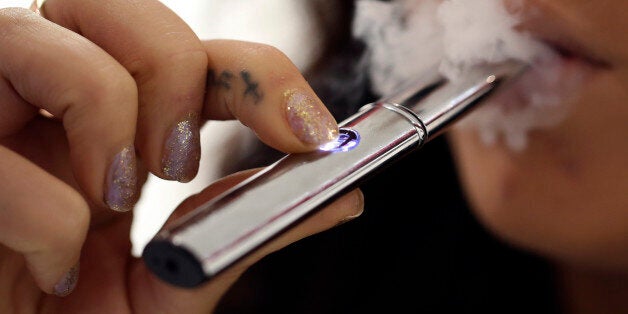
[319,128,360,152]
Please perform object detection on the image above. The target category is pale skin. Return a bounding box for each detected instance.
[0,0,362,313]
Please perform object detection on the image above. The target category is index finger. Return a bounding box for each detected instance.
[202,40,339,153]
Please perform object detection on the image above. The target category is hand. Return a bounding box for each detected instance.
[0,0,364,312]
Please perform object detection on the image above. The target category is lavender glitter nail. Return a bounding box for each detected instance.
[162,115,201,182]
[53,263,79,297]
[284,89,338,145]
[105,146,138,212]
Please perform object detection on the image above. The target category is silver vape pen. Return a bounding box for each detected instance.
[142,60,527,288]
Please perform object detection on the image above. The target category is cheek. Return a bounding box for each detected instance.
[447,71,628,272]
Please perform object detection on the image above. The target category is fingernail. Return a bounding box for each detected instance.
[54,263,79,297]
[336,211,363,226]
[336,190,365,226]
[284,89,338,146]
[162,114,201,182]
[105,145,138,212]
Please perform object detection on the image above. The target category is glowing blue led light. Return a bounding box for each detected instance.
[319,128,360,152]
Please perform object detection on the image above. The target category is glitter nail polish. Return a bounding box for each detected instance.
[105,146,138,212]
[162,114,201,182]
[53,263,79,297]
[284,89,338,146]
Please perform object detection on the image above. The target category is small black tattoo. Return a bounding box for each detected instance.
[207,69,216,87]
[240,70,263,104]
[207,69,234,89]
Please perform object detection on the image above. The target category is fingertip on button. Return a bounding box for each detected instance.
[319,128,360,152]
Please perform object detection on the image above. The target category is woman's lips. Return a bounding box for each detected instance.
[459,52,593,151]
[538,39,609,70]
[498,0,610,111]
[514,1,611,70]
[458,20,602,151]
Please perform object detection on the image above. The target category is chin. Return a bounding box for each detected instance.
[449,122,628,274]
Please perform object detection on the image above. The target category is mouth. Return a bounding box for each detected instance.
[458,5,611,151]
[492,2,613,110]
[486,40,598,116]
[513,1,612,71]
[537,38,609,72]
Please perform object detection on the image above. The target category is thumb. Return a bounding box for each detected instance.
[130,169,364,313]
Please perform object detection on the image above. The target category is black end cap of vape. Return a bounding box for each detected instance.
[142,240,206,288]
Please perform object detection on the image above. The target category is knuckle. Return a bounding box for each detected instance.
[100,66,138,100]
[128,46,207,88]
[55,193,89,247]
[77,63,138,108]
[0,7,38,39]
[59,64,138,153]
[44,189,90,250]
[133,46,207,75]
[0,6,33,21]
[164,46,208,69]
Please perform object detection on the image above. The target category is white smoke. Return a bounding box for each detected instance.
[353,0,585,151]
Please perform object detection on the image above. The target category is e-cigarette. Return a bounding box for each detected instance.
[142,60,527,288]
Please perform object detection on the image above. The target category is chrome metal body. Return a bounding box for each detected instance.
[142,61,527,288]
